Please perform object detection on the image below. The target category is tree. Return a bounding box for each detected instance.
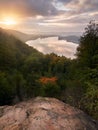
[76,21,98,68]
[76,21,98,119]
[0,72,15,105]
[14,72,26,101]
[83,82,98,118]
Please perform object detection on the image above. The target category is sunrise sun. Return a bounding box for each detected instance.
[0,17,17,26]
[4,18,17,25]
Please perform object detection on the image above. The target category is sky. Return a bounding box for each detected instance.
[0,0,98,34]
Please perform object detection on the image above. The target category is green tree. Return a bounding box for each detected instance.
[0,72,15,105]
[80,82,98,119]
[14,72,26,101]
[76,21,98,68]
[76,21,98,119]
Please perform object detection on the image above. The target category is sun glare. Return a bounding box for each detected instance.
[1,17,17,26]
[4,19,17,25]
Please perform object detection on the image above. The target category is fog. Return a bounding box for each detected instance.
[26,37,78,59]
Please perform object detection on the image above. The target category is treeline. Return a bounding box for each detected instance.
[0,22,98,119]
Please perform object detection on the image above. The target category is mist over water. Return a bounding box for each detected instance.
[26,37,78,59]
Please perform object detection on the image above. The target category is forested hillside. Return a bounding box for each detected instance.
[5,29,33,42]
[0,28,43,104]
[0,21,98,120]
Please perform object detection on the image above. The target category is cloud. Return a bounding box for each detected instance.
[35,0,98,32]
[0,0,98,18]
[0,0,98,33]
[65,0,98,14]
[0,0,58,18]
[0,0,98,20]
[55,0,72,4]
[26,37,78,59]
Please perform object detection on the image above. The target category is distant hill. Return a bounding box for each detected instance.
[5,29,57,42]
[4,29,80,44]
[5,29,34,42]
[58,35,80,44]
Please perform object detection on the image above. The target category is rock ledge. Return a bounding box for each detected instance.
[0,97,97,130]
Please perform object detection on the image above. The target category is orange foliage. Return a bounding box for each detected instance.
[39,77,58,84]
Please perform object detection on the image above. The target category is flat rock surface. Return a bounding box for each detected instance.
[0,97,97,130]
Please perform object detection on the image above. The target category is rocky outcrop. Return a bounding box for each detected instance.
[0,97,97,130]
